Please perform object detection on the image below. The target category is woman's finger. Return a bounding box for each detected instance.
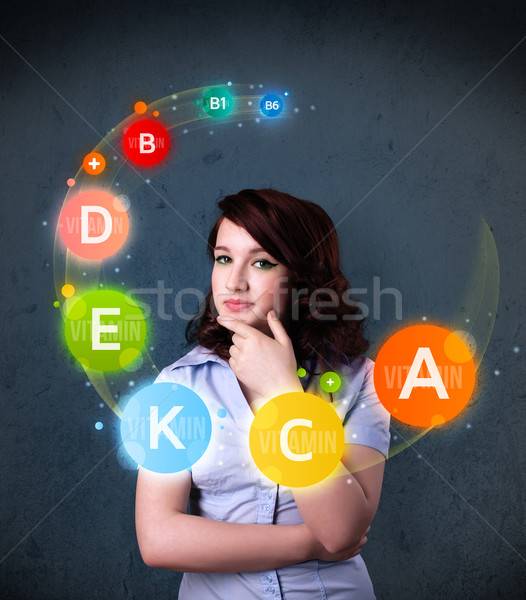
[229,344,240,358]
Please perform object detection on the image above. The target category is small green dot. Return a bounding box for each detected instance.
[198,113,202,118]
[194,100,200,105]
[53,301,60,308]
[297,368,307,378]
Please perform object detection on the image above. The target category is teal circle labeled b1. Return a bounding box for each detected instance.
[120,382,212,473]
[203,87,233,118]
[260,94,283,117]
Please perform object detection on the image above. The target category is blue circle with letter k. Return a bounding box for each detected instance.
[120,382,212,473]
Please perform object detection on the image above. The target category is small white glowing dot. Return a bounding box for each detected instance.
[113,155,117,160]
[115,182,120,186]
[227,81,232,86]
[228,431,233,436]
[466,318,470,323]
[422,316,427,321]
[393,435,398,440]
[294,107,299,113]
[284,91,289,96]
[248,101,252,106]
[45,262,49,267]
[209,130,214,135]
[258,84,263,88]
[238,122,243,127]
[82,272,87,276]
[145,179,151,184]
[171,94,177,100]
[121,282,124,285]
[346,478,352,484]
[218,460,224,466]
[149,346,154,351]
[172,106,176,111]
[183,128,188,134]
[129,381,135,387]
[42,221,48,226]
[351,433,357,439]
[466,423,472,429]
[99,402,104,408]
[241,462,246,467]
[249,84,254,89]
[494,369,500,376]
[310,105,316,110]
[85,381,91,387]
[417,454,422,459]
[343,399,349,405]
[255,118,260,123]
[513,346,520,353]
[99,283,103,288]
[126,254,131,259]
[361,403,366,408]
[488,312,492,316]
[115,267,120,273]
[219,445,224,450]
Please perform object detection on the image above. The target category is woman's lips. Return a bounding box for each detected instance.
[224,300,254,312]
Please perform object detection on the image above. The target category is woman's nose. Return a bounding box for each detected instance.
[225,267,248,292]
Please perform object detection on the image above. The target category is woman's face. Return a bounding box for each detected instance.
[212,218,291,335]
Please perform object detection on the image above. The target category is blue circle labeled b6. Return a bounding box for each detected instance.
[120,382,212,474]
[260,94,283,117]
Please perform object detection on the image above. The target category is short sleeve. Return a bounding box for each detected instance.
[341,359,391,459]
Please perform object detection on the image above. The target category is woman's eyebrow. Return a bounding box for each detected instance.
[214,245,268,254]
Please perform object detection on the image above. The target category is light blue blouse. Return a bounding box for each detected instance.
[154,345,391,600]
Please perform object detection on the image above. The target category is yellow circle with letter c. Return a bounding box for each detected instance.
[249,392,345,488]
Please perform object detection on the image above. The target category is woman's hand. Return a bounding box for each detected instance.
[217,310,303,400]
[305,524,371,562]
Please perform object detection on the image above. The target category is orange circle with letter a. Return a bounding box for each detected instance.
[373,325,476,427]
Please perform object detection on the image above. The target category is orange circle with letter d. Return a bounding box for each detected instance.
[373,325,476,427]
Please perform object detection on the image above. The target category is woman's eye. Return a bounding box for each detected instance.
[254,259,278,269]
[215,255,231,264]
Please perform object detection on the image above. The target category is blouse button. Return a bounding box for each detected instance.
[266,492,272,499]
[265,575,273,582]
[266,587,275,594]
[264,504,271,511]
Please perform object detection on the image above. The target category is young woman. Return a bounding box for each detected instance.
[135,189,391,599]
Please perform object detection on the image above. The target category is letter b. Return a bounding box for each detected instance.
[139,133,155,154]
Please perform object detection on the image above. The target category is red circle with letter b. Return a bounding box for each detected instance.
[123,119,171,167]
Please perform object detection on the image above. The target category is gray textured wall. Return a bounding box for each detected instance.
[1,0,525,598]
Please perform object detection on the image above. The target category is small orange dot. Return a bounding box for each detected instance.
[431,414,445,426]
[134,101,147,114]
[153,110,159,117]
[62,284,75,298]
[67,178,76,187]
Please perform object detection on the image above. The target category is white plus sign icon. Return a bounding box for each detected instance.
[320,371,342,393]
[83,152,105,175]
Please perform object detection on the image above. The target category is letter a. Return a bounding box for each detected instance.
[399,347,449,399]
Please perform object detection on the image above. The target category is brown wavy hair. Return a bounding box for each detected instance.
[185,189,369,372]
